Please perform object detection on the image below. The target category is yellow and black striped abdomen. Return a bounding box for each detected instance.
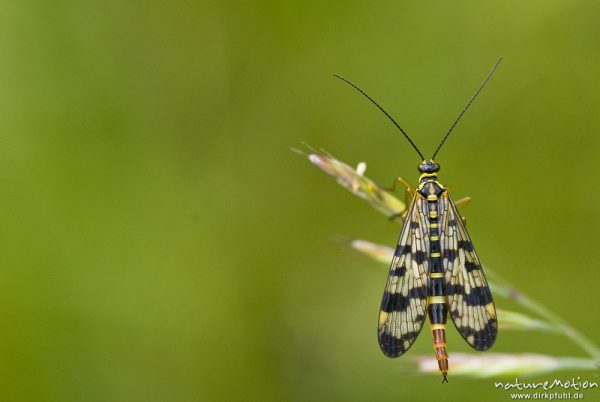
[419,178,449,381]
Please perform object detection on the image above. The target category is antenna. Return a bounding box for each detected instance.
[431,57,503,160]
[334,74,425,160]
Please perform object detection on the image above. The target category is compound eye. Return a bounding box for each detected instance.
[419,162,438,173]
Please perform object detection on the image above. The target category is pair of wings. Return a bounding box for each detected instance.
[378,194,497,357]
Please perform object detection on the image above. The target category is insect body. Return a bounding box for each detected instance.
[335,58,502,382]
[378,160,497,382]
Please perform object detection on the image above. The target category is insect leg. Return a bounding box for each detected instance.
[385,176,415,205]
[385,177,415,221]
[453,196,471,209]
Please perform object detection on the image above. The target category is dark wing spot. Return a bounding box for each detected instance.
[378,324,424,357]
[380,286,427,312]
[467,285,493,306]
[380,292,410,312]
[464,261,480,272]
[458,240,474,251]
[390,267,406,277]
[446,285,492,306]
[457,318,498,351]
[394,245,411,256]
[413,251,426,264]
[443,249,456,262]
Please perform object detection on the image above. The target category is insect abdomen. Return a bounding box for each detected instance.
[424,188,449,382]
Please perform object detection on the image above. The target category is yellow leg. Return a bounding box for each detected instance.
[453,196,472,209]
[454,198,470,226]
[387,210,409,222]
[385,177,414,222]
[385,177,415,204]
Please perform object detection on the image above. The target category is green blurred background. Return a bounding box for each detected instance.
[0,0,598,401]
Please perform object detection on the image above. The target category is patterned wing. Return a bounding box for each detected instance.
[439,195,498,350]
[378,196,430,357]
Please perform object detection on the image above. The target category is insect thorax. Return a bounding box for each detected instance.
[417,173,446,199]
